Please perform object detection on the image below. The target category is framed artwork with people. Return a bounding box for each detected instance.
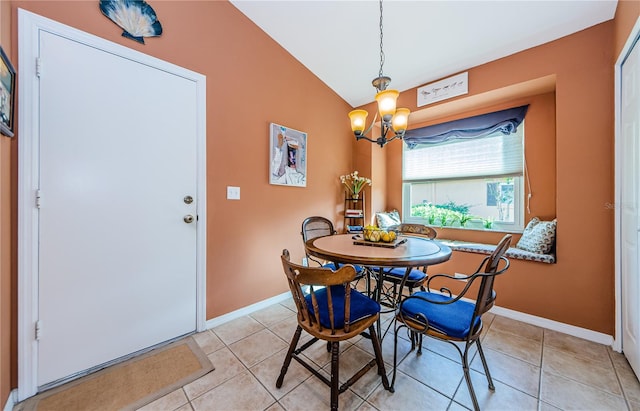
[269,123,307,187]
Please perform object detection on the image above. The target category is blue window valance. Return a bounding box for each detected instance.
[403,105,529,149]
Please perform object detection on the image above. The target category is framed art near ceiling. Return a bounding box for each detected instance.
[270,123,307,187]
[0,46,15,137]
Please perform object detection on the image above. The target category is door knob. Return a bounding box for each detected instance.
[184,215,194,224]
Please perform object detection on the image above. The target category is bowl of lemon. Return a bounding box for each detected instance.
[363,226,397,243]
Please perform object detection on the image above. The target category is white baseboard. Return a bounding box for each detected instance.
[490,305,614,347]
[204,292,614,348]
[4,389,17,411]
[205,292,292,329]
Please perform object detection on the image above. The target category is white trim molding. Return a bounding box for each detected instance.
[490,306,613,346]
[206,292,292,329]
[614,15,640,354]
[3,390,17,411]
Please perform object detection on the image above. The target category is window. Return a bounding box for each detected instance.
[402,125,524,231]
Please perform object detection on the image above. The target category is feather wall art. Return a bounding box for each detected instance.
[100,0,163,44]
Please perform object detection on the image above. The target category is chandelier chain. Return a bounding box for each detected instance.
[378,0,385,78]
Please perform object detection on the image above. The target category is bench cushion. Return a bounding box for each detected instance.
[439,239,556,264]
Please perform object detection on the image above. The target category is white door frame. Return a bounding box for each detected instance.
[614,16,640,353]
[17,9,207,401]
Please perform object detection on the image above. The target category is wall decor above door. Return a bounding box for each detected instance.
[99,0,163,44]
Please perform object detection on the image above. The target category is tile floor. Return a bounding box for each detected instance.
[138,299,640,411]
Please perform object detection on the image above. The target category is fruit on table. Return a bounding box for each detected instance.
[364,226,396,243]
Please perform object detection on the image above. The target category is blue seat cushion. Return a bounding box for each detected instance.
[400,292,480,339]
[305,285,380,329]
[383,267,426,283]
[324,262,367,276]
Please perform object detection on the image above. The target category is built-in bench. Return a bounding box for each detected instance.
[438,239,556,264]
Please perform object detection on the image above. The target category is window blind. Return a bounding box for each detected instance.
[403,131,523,181]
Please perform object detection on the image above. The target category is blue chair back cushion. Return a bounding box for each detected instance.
[305,285,380,329]
[400,292,480,339]
[383,267,426,282]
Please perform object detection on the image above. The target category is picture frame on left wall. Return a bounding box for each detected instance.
[269,123,307,187]
[0,46,16,137]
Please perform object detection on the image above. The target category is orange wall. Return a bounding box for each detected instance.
[2,1,640,406]
[366,21,618,333]
[1,0,355,401]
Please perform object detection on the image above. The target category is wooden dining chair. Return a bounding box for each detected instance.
[374,223,437,308]
[301,216,369,290]
[392,234,512,411]
[277,249,392,410]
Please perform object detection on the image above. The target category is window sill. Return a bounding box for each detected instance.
[438,239,556,264]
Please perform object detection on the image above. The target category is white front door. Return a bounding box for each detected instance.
[621,33,640,377]
[17,10,206,392]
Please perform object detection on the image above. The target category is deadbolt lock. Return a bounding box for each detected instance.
[184,195,194,204]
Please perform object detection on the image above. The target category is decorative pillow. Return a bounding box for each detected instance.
[516,217,557,254]
[375,210,401,230]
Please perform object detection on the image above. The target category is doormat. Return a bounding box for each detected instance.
[20,337,214,411]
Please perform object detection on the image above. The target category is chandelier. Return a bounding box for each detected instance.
[348,0,410,148]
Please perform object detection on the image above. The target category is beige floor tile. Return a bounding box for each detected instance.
[228,328,288,368]
[354,325,413,367]
[538,401,562,411]
[540,370,627,410]
[488,315,543,342]
[265,402,285,411]
[183,347,246,400]
[250,302,296,327]
[470,347,540,397]
[542,345,621,395]
[397,347,464,397]
[609,348,631,370]
[190,371,276,411]
[300,338,355,369]
[278,371,365,411]
[453,369,538,411]
[421,335,479,364]
[483,328,542,366]
[279,299,297,313]
[630,399,640,411]
[354,400,379,411]
[192,330,224,355]
[212,315,265,345]
[174,404,193,411]
[367,371,451,410]
[250,348,312,400]
[543,329,609,360]
[327,344,390,399]
[447,401,470,411]
[618,364,640,403]
[137,388,188,411]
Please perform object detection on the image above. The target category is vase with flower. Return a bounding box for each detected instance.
[339,171,372,199]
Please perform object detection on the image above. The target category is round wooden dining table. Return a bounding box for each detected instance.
[305,233,452,269]
[305,233,452,340]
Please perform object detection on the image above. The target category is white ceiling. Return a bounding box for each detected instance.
[230,0,618,107]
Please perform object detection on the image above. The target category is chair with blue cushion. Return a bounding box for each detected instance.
[374,223,437,308]
[277,249,392,410]
[392,234,512,411]
[301,216,369,290]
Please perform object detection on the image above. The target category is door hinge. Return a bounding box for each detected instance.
[35,189,42,209]
[36,57,42,78]
[35,320,42,340]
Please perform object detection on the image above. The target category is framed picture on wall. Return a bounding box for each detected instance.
[269,123,307,187]
[0,46,16,137]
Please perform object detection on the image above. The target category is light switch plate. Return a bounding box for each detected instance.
[227,186,240,200]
